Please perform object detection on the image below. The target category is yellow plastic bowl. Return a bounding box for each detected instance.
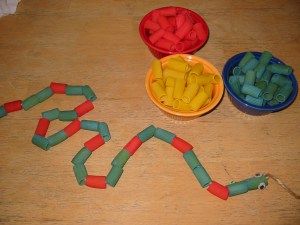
[145,54,224,119]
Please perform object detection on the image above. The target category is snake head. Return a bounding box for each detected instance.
[245,173,268,191]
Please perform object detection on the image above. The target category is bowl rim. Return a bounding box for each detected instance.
[139,6,209,55]
[222,51,298,112]
[145,54,224,117]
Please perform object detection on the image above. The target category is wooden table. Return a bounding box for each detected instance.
[0,1,299,224]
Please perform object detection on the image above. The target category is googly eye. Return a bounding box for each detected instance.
[255,173,262,177]
[258,182,266,190]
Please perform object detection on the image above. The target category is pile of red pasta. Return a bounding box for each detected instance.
[141,6,209,52]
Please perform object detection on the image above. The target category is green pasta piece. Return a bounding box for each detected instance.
[137,125,156,142]
[183,150,201,170]
[237,76,245,86]
[71,147,92,165]
[73,164,88,186]
[245,175,268,191]
[258,51,273,65]
[22,94,40,111]
[48,130,68,147]
[270,74,292,87]
[232,66,242,76]
[275,84,293,103]
[241,58,259,74]
[229,76,241,95]
[83,85,97,101]
[255,65,265,80]
[241,84,262,98]
[267,98,279,106]
[66,85,83,95]
[0,105,7,118]
[255,80,267,90]
[42,108,60,121]
[262,83,278,101]
[227,181,249,197]
[267,64,292,75]
[111,149,131,168]
[106,166,124,187]
[58,110,78,121]
[260,69,272,84]
[98,122,111,142]
[238,52,255,68]
[255,51,272,79]
[244,70,256,85]
[154,127,175,144]
[31,135,50,150]
[80,120,99,131]
[36,87,53,103]
[193,165,212,188]
[245,95,264,106]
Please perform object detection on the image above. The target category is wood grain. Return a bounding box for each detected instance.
[0,1,299,225]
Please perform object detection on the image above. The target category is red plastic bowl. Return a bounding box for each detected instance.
[139,6,209,58]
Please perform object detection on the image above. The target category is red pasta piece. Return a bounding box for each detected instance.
[149,29,165,44]
[34,118,50,136]
[74,100,94,117]
[155,38,175,51]
[176,13,186,29]
[85,175,106,189]
[163,31,181,44]
[3,100,22,112]
[50,82,67,94]
[157,15,171,30]
[63,119,81,137]
[151,10,160,22]
[171,136,193,153]
[175,18,193,39]
[168,16,176,26]
[181,39,198,51]
[124,136,143,155]
[193,23,206,41]
[174,42,184,52]
[185,30,197,41]
[165,26,175,33]
[144,19,160,31]
[207,181,229,200]
[158,7,177,16]
[84,134,105,152]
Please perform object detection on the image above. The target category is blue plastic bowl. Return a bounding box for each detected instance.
[222,52,298,115]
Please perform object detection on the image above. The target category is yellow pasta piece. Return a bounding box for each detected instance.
[166,86,174,98]
[173,78,186,99]
[166,58,191,73]
[209,73,221,84]
[173,55,186,62]
[198,73,221,85]
[196,75,213,85]
[163,68,187,81]
[151,81,166,102]
[173,99,190,111]
[182,83,199,103]
[153,78,165,89]
[174,55,185,62]
[204,83,213,98]
[161,86,174,107]
[190,63,204,76]
[189,90,209,111]
[151,59,163,80]
[165,77,175,87]
[204,98,211,106]
[163,97,174,107]
[187,73,198,85]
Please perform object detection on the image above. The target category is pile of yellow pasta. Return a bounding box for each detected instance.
[150,56,221,111]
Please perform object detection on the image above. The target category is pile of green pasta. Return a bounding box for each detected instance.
[229,51,294,106]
